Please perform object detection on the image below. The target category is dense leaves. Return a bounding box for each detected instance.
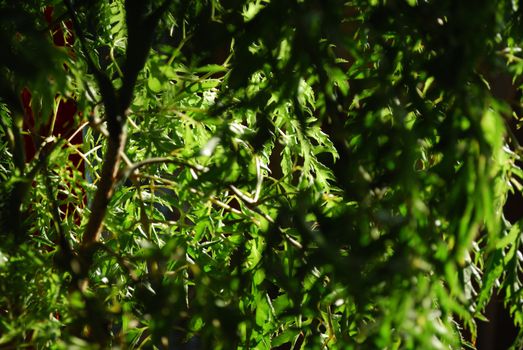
[2,0,523,349]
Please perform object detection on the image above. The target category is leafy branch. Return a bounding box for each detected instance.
[63,0,173,287]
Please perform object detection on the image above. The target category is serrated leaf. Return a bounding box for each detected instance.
[477,249,504,311]
[496,224,521,250]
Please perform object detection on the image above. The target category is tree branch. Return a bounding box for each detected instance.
[119,0,174,111]
[81,132,126,247]
[61,1,174,286]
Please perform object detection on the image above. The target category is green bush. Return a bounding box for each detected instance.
[2,1,523,349]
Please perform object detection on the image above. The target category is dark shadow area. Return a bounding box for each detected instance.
[476,293,518,350]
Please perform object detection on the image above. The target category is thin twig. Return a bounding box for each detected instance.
[123,157,208,180]
[67,121,89,143]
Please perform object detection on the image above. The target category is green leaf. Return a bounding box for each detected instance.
[477,249,504,311]
[272,329,300,347]
[194,64,228,74]
[496,223,521,250]
[148,76,162,93]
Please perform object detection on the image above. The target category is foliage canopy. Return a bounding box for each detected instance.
[2,1,523,349]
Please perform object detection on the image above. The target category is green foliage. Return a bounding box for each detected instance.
[2,0,523,349]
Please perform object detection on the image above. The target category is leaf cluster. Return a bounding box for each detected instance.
[2,1,523,349]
